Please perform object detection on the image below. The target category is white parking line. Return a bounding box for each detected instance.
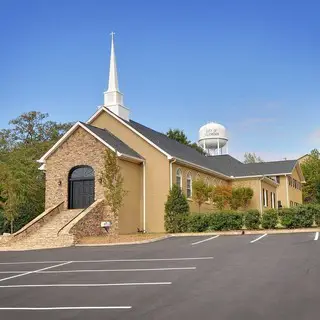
[0,282,172,288]
[0,261,72,283]
[315,232,319,241]
[0,267,197,274]
[250,234,267,244]
[0,306,132,310]
[0,257,214,265]
[191,235,220,246]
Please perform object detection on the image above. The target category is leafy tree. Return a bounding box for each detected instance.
[192,179,210,213]
[166,128,205,155]
[0,111,73,233]
[301,149,320,203]
[243,152,264,164]
[100,149,127,220]
[166,129,189,145]
[164,184,190,232]
[210,185,233,210]
[230,187,254,210]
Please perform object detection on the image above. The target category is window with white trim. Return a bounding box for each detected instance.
[186,172,192,198]
[263,188,267,207]
[176,168,182,189]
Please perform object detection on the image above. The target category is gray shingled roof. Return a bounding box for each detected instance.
[125,119,297,177]
[81,122,143,160]
[233,160,297,177]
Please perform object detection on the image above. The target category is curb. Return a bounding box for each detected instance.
[171,228,320,237]
[75,235,172,247]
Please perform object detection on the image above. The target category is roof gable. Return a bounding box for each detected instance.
[38,121,143,163]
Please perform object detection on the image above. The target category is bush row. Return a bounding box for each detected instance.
[165,204,320,233]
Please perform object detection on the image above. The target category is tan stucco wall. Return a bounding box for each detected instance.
[288,167,303,206]
[172,162,228,213]
[118,159,142,234]
[91,111,169,232]
[231,179,261,211]
[45,127,142,234]
[261,180,277,210]
[276,167,303,208]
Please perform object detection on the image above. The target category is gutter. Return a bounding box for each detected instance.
[259,176,264,213]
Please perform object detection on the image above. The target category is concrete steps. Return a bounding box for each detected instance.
[9,209,82,250]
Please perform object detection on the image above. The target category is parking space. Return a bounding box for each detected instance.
[0,232,319,319]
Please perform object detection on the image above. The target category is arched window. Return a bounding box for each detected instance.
[176,168,182,189]
[187,172,192,198]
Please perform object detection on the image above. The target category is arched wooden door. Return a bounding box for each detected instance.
[68,166,95,209]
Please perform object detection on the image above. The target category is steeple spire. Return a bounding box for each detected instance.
[104,32,130,121]
[107,32,119,92]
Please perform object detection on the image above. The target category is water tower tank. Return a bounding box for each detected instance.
[198,122,228,155]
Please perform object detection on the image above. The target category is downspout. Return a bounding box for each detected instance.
[143,161,146,232]
[169,158,177,189]
[285,174,289,207]
[259,176,264,214]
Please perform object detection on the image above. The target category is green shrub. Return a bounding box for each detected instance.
[279,205,314,229]
[313,204,320,226]
[208,211,243,231]
[164,184,190,233]
[244,210,260,229]
[187,214,209,232]
[261,209,278,229]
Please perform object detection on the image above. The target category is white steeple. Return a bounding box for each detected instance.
[104,32,130,121]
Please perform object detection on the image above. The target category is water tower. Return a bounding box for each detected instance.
[198,122,229,156]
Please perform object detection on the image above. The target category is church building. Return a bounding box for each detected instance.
[38,35,305,234]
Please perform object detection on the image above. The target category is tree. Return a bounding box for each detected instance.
[0,111,73,234]
[166,128,205,155]
[8,111,73,146]
[210,185,233,210]
[166,129,190,145]
[244,152,264,164]
[192,179,210,213]
[164,184,190,232]
[301,149,320,203]
[100,149,127,220]
[230,187,254,210]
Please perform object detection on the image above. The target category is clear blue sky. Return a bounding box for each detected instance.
[1,0,320,160]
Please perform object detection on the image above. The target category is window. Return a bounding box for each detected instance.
[186,172,192,198]
[263,188,267,207]
[290,201,294,207]
[271,192,276,209]
[266,190,269,207]
[176,168,182,189]
[288,176,292,187]
[276,176,280,184]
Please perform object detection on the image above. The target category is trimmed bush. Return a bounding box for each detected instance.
[244,210,260,229]
[164,184,190,233]
[208,211,244,231]
[261,209,278,229]
[313,204,320,226]
[187,214,209,232]
[279,206,314,229]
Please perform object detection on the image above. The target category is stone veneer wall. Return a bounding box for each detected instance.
[45,127,105,209]
[68,199,118,242]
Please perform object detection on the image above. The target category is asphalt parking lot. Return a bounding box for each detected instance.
[0,232,319,320]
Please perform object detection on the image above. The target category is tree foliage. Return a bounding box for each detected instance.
[164,184,190,232]
[301,149,320,203]
[0,111,73,234]
[100,149,128,219]
[192,179,211,213]
[210,185,233,210]
[230,187,254,210]
[243,152,264,164]
[166,128,205,154]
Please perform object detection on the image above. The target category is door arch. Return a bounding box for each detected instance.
[68,166,95,209]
